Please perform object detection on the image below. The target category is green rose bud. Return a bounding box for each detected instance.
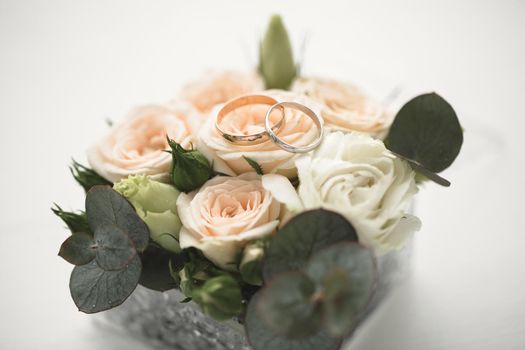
[239,240,266,286]
[114,174,182,253]
[259,14,297,90]
[167,138,212,193]
[191,275,243,321]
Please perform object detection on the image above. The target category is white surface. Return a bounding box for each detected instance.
[1,0,524,349]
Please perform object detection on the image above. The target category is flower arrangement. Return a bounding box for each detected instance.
[53,15,463,350]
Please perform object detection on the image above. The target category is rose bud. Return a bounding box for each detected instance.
[259,14,297,90]
[167,138,212,192]
[114,174,182,253]
[191,275,243,321]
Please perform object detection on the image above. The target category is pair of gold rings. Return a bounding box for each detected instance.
[214,95,323,153]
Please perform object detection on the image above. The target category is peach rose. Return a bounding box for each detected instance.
[198,90,323,178]
[179,70,263,117]
[176,173,280,270]
[292,77,392,136]
[87,103,198,183]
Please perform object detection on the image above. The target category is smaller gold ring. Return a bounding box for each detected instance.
[264,102,323,153]
[215,95,285,145]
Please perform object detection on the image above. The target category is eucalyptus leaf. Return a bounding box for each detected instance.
[306,242,377,337]
[263,209,358,281]
[58,232,95,266]
[139,243,183,292]
[94,225,136,271]
[86,186,149,252]
[245,292,342,350]
[387,93,463,174]
[70,254,141,313]
[256,271,321,338]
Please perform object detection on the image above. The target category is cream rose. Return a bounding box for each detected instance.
[262,131,420,254]
[87,103,197,183]
[180,70,263,117]
[199,90,323,177]
[292,77,392,136]
[176,173,280,270]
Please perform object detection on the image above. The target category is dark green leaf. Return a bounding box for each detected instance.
[240,259,263,286]
[257,271,321,338]
[70,159,112,192]
[94,225,136,271]
[306,242,377,337]
[58,232,95,265]
[70,255,141,313]
[259,15,297,90]
[387,93,463,173]
[263,209,358,281]
[86,186,149,252]
[243,156,264,175]
[139,243,183,292]
[245,292,342,350]
[52,204,91,235]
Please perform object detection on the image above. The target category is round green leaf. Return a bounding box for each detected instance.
[139,243,183,292]
[94,225,136,271]
[86,186,149,252]
[263,209,358,281]
[306,242,377,337]
[58,232,95,266]
[387,92,463,173]
[257,271,321,338]
[245,292,342,350]
[70,254,141,313]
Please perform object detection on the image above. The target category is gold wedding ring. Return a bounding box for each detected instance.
[215,95,285,145]
[264,102,323,153]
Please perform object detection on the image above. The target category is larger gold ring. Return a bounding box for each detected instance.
[264,101,323,153]
[215,94,285,145]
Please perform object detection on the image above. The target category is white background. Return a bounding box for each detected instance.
[1,0,524,349]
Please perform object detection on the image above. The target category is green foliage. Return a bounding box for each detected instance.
[387,93,463,186]
[245,209,377,350]
[192,275,244,320]
[167,138,212,192]
[256,271,321,338]
[93,225,136,271]
[263,209,358,281]
[139,243,184,292]
[70,159,111,192]
[239,240,267,286]
[243,156,264,175]
[69,255,142,313]
[259,15,297,90]
[305,243,376,336]
[58,232,95,265]
[86,186,149,252]
[62,186,152,313]
[245,292,341,350]
[52,204,91,235]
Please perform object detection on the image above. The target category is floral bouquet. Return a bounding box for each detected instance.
[53,15,463,350]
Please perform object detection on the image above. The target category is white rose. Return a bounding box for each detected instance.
[176,173,280,270]
[263,131,420,254]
